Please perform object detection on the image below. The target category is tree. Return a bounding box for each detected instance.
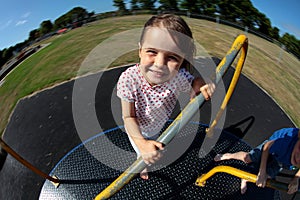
[138,0,156,10]
[235,0,258,28]
[2,47,14,62]
[218,0,242,21]
[54,7,89,29]
[202,1,218,16]
[158,0,179,11]
[0,50,4,67]
[280,33,300,58]
[29,29,40,41]
[179,0,199,13]
[271,27,280,41]
[130,0,140,10]
[113,0,127,12]
[70,7,90,21]
[255,12,272,36]
[40,20,53,35]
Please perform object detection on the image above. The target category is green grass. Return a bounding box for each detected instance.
[0,15,299,136]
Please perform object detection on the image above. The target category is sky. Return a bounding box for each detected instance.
[0,0,299,50]
[250,0,300,38]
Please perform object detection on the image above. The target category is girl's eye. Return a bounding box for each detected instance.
[146,50,157,55]
[169,55,180,62]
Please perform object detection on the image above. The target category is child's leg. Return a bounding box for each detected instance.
[240,179,248,194]
[127,132,160,180]
[214,151,252,163]
[127,135,149,179]
[140,168,149,180]
[214,152,252,194]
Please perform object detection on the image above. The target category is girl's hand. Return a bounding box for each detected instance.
[199,83,215,100]
[191,77,215,100]
[256,171,268,188]
[287,177,299,194]
[139,140,164,165]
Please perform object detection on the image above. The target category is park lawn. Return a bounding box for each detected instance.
[0,15,299,136]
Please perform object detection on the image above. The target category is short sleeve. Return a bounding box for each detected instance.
[117,71,135,102]
[268,128,299,166]
[175,68,194,92]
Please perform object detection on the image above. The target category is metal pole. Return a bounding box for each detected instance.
[0,137,60,184]
[206,35,248,136]
[195,165,300,193]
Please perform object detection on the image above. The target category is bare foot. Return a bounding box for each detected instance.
[214,154,223,161]
[140,168,149,180]
[214,153,233,162]
[241,179,248,194]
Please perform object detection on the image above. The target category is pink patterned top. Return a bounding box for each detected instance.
[117,64,194,137]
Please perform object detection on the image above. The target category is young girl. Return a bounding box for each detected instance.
[117,14,215,180]
[214,127,300,194]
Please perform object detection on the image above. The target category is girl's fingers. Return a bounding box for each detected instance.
[200,84,215,100]
[154,141,164,150]
[142,150,162,164]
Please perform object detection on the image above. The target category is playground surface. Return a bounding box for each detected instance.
[0,65,298,199]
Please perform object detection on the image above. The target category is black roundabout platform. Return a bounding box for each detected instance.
[39,122,278,199]
[0,64,297,200]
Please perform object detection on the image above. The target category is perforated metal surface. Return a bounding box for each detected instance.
[39,123,277,199]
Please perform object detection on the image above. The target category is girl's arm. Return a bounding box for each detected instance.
[257,140,275,187]
[121,100,164,165]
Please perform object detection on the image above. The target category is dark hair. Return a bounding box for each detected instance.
[140,14,195,72]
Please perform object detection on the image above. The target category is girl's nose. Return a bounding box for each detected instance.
[154,53,166,68]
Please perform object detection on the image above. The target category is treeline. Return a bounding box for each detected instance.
[0,7,94,68]
[1,1,299,68]
[113,0,300,59]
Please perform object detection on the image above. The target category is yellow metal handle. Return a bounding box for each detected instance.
[195,166,256,186]
[207,35,248,136]
[195,165,300,193]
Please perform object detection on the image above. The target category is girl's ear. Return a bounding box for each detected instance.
[138,42,142,58]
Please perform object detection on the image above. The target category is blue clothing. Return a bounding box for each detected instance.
[268,128,299,167]
[249,128,299,178]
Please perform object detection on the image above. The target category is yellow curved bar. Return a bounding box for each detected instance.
[195,166,256,187]
[207,35,248,136]
[195,165,300,193]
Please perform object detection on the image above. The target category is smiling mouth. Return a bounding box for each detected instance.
[150,69,165,77]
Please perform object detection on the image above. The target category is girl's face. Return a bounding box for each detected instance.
[291,140,300,167]
[139,27,185,86]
